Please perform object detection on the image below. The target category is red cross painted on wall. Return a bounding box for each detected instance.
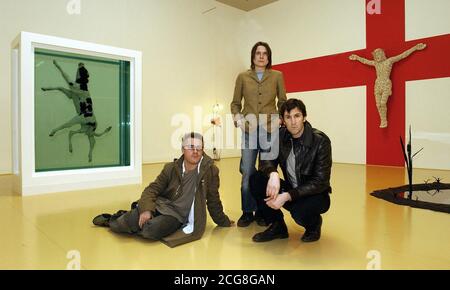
[273,0,450,166]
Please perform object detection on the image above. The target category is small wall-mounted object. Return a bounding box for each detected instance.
[11,32,142,195]
[211,103,223,160]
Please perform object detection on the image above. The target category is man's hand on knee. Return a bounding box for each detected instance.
[138,211,152,229]
[266,192,291,210]
[266,172,280,200]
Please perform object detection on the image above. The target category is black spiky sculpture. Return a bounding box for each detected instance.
[400,125,423,199]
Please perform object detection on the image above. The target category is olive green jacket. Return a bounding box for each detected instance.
[230,69,287,132]
[138,153,231,247]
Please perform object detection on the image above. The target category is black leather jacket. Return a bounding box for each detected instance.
[260,121,332,201]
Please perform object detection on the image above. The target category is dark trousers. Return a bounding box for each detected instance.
[249,171,330,231]
[109,208,182,240]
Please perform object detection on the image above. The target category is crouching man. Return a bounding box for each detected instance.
[250,99,332,243]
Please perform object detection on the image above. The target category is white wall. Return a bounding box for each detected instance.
[404,0,450,169]
[244,0,450,169]
[406,77,450,170]
[1,0,449,173]
[245,0,367,164]
[405,0,450,41]
[245,0,366,64]
[0,0,245,174]
[288,87,367,164]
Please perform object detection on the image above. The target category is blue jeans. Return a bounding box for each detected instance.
[239,127,277,212]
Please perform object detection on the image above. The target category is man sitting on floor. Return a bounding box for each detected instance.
[93,132,234,247]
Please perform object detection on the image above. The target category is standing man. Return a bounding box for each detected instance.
[250,99,332,243]
[230,41,287,227]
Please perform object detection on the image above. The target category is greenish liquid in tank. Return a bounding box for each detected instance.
[34,48,130,172]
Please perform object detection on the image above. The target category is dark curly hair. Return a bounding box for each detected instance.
[279,98,307,118]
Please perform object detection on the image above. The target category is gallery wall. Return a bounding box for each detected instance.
[0,0,246,174]
[245,0,450,169]
[0,0,448,174]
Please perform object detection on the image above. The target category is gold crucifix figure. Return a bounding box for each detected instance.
[349,43,426,128]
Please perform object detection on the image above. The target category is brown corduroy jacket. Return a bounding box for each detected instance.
[230,69,287,132]
[138,153,231,247]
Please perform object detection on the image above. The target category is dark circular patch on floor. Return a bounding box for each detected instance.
[371,183,450,213]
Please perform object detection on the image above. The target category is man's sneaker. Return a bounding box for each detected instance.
[237,212,254,227]
[301,216,322,242]
[252,220,289,242]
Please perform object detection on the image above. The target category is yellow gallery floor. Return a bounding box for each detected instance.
[0,158,449,270]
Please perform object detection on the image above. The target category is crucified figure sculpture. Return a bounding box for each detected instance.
[349,43,426,128]
[41,60,112,162]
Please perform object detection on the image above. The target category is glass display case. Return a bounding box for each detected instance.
[12,32,142,195]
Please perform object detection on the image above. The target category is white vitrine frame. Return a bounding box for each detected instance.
[11,32,142,195]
